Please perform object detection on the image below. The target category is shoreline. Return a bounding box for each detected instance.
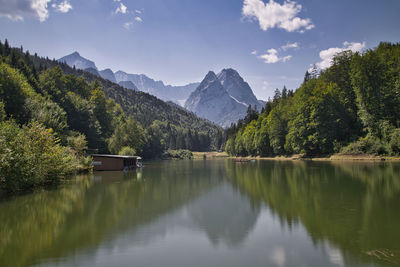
[254,154,400,161]
[193,152,400,161]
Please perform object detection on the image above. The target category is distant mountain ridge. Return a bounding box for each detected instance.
[114,70,199,104]
[58,52,198,104]
[185,69,264,128]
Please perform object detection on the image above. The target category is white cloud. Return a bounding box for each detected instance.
[115,2,127,14]
[123,21,133,29]
[135,9,141,14]
[316,41,366,69]
[281,55,292,62]
[251,50,258,55]
[135,16,142,22]
[0,0,66,22]
[261,48,280,63]
[31,0,52,21]
[258,48,292,64]
[242,0,314,33]
[52,0,72,13]
[281,42,298,51]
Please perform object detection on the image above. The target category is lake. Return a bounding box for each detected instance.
[0,159,399,267]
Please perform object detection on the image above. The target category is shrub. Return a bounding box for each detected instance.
[119,146,136,156]
[163,149,193,160]
[67,132,88,156]
[389,129,400,155]
[341,134,382,154]
[341,130,400,156]
[0,120,80,192]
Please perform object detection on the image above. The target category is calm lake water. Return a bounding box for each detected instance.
[1,159,400,267]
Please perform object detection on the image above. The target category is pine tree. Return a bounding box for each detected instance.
[282,86,288,98]
[303,71,311,83]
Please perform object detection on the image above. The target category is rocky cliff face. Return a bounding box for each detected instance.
[118,80,138,91]
[99,69,117,83]
[217,68,263,111]
[184,69,264,127]
[184,71,248,128]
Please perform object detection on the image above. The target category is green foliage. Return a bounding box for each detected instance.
[63,91,102,149]
[0,121,79,192]
[108,117,145,154]
[389,129,400,155]
[341,134,383,155]
[266,100,290,155]
[226,42,400,157]
[90,82,113,137]
[0,62,34,123]
[285,80,348,155]
[0,101,6,122]
[25,97,68,136]
[225,138,235,155]
[164,149,193,160]
[66,132,88,156]
[342,125,400,156]
[119,146,136,156]
[351,43,400,132]
[140,120,166,159]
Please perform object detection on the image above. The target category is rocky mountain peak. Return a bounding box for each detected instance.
[217,68,262,111]
[99,68,116,83]
[184,69,265,127]
[204,71,218,81]
[58,51,97,70]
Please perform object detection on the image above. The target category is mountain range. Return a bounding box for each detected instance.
[114,70,199,105]
[58,52,265,127]
[58,52,198,105]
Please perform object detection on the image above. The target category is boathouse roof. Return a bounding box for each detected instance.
[91,154,142,160]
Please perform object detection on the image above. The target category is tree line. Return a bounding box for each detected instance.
[225,42,400,157]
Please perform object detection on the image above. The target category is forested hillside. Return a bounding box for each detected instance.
[0,39,224,191]
[0,40,224,156]
[226,42,400,157]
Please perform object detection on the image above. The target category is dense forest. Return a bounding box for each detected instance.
[0,39,223,192]
[225,42,400,157]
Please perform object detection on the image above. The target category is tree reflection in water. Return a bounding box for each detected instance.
[225,160,400,266]
[0,160,399,266]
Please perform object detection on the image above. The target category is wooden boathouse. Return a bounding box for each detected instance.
[91,154,142,171]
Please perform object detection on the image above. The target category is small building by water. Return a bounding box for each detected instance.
[91,154,142,171]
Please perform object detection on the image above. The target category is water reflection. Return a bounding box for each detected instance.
[0,160,399,266]
[225,160,400,266]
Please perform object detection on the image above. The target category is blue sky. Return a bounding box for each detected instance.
[1,0,399,100]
